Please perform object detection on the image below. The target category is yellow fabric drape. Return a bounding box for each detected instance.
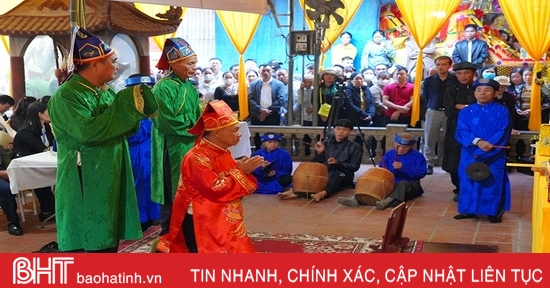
[299,0,362,68]
[395,0,461,126]
[500,0,550,131]
[134,4,186,50]
[217,11,262,121]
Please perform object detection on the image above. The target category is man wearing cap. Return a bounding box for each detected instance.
[152,38,202,236]
[421,56,458,175]
[278,119,363,202]
[454,79,511,223]
[442,61,477,202]
[251,133,293,194]
[268,59,283,74]
[48,27,158,252]
[248,63,285,125]
[317,68,339,126]
[338,133,427,209]
[155,100,264,253]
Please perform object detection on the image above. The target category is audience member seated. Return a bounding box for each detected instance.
[278,119,362,202]
[0,157,22,235]
[10,102,55,222]
[338,132,427,209]
[9,96,37,131]
[251,133,293,194]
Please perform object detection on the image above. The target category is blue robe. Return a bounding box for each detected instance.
[128,118,160,223]
[381,149,427,196]
[456,102,511,216]
[252,147,293,194]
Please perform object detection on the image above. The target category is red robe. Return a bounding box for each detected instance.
[156,139,258,253]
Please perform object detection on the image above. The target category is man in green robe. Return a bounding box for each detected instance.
[48,27,158,252]
[151,38,202,235]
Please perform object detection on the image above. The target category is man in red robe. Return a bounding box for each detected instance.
[155,100,264,253]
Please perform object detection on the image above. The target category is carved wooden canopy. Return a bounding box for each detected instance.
[0,0,181,37]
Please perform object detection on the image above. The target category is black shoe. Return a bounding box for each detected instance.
[488,216,502,223]
[8,223,24,236]
[39,212,55,222]
[453,213,476,220]
[426,165,433,175]
[141,220,153,232]
[33,241,60,253]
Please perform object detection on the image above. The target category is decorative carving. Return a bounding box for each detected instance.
[37,0,69,11]
[155,6,183,21]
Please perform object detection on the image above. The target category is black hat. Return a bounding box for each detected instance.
[453,62,477,71]
[473,78,500,91]
[268,59,283,67]
[466,162,491,181]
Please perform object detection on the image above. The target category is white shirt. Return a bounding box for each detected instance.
[467,40,473,63]
[259,79,273,109]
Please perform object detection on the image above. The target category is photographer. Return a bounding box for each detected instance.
[318,68,339,126]
[343,72,375,127]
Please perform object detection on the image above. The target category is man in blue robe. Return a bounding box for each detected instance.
[454,79,511,223]
[338,133,427,209]
[251,133,293,194]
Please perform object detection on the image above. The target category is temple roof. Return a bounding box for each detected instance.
[0,0,181,37]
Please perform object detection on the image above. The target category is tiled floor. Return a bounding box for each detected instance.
[0,164,534,253]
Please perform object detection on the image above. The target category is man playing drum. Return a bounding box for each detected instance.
[278,119,363,202]
[338,133,427,209]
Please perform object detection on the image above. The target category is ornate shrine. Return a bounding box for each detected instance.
[0,0,181,104]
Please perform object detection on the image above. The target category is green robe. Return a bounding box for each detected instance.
[151,74,201,204]
[48,74,158,251]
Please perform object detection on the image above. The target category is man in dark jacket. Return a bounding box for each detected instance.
[278,119,363,202]
[248,64,285,125]
[443,61,477,202]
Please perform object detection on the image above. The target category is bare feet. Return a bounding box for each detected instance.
[311,191,327,202]
[277,189,298,200]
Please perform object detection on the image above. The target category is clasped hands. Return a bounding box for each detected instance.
[258,108,271,122]
[390,106,410,121]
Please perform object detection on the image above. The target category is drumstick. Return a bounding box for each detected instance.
[493,145,510,149]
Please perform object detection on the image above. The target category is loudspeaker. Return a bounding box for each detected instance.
[290,30,316,55]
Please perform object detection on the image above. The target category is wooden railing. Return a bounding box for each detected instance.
[247,124,537,166]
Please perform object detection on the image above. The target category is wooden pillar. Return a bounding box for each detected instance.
[139,55,150,76]
[10,56,25,105]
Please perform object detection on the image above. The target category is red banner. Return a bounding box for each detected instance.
[0,253,548,287]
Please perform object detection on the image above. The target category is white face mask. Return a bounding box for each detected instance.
[379,79,389,86]
[203,74,213,81]
[364,74,374,81]
[224,78,233,85]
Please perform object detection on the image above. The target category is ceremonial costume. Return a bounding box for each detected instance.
[156,100,258,253]
[151,38,202,235]
[126,75,159,229]
[380,144,427,203]
[252,133,293,194]
[338,134,426,209]
[48,28,158,251]
[456,80,511,220]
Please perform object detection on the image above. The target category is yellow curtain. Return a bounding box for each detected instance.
[217,11,262,121]
[134,4,186,50]
[395,0,461,126]
[500,0,550,131]
[0,0,24,53]
[299,0,362,68]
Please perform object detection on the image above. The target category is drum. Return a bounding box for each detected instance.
[354,167,395,205]
[292,162,329,194]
